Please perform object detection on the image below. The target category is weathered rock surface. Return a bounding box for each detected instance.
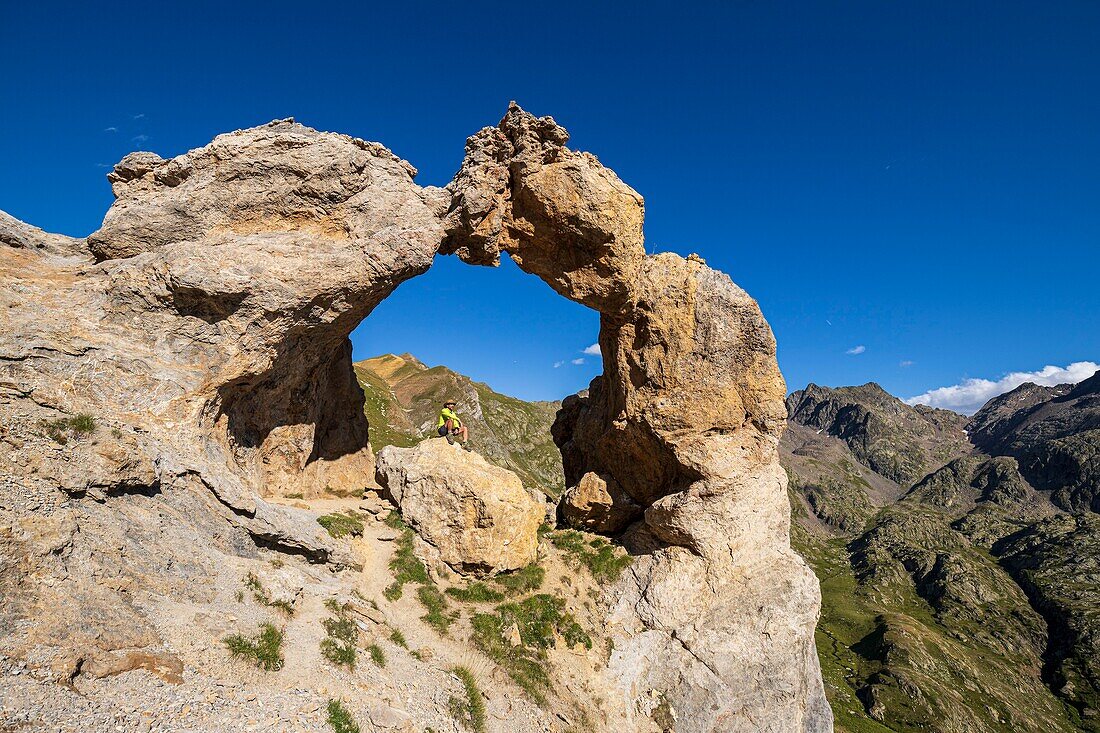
[375,439,544,573]
[1,104,829,732]
[445,106,829,732]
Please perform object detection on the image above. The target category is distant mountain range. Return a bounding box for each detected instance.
[358,354,1100,732]
[784,372,1100,733]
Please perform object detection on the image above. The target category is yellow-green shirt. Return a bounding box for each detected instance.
[437,407,462,428]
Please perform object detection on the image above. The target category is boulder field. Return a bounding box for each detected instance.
[0,104,831,732]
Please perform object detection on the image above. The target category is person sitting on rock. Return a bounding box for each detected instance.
[437,400,468,444]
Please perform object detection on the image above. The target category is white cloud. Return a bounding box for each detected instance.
[846,345,866,355]
[582,343,601,356]
[571,358,585,365]
[553,361,564,368]
[133,113,145,119]
[132,134,149,143]
[905,361,1100,415]
[104,126,118,132]
[899,360,914,368]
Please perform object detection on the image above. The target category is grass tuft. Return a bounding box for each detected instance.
[317,512,365,539]
[549,530,632,581]
[492,564,545,594]
[417,584,456,633]
[367,643,386,667]
[449,666,487,733]
[320,600,358,670]
[40,414,97,443]
[446,582,505,603]
[383,510,407,530]
[389,628,408,648]
[470,594,591,705]
[326,699,360,733]
[244,572,294,615]
[384,527,429,600]
[224,622,284,671]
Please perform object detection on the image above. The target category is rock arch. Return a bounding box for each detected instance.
[0,105,831,731]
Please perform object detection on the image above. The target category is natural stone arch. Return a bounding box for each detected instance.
[0,105,831,732]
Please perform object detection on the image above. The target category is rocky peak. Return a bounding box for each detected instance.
[787,382,969,485]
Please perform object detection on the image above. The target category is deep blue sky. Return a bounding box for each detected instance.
[3,1,1097,402]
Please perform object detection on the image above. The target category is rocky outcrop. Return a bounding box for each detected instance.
[1,104,829,731]
[375,439,544,573]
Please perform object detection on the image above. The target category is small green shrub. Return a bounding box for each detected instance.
[367,643,386,667]
[40,414,97,443]
[389,628,408,648]
[446,582,505,603]
[550,530,632,581]
[69,414,96,434]
[320,600,358,670]
[326,699,360,733]
[224,622,284,671]
[418,585,455,633]
[286,492,304,499]
[244,572,294,615]
[468,593,591,705]
[450,666,487,733]
[317,512,365,539]
[385,528,429,600]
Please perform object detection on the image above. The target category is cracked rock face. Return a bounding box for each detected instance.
[0,106,829,731]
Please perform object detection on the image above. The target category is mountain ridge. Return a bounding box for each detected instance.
[783,372,1100,732]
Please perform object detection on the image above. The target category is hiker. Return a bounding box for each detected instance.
[437,400,468,444]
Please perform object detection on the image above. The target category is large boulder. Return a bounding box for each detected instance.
[375,439,544,573]
[559,471,639,533]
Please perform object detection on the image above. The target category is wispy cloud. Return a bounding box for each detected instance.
[846,345,866,355]
[571,358,585,365]
[905,361,1100,414]
[582,343,601,356]
[553,361,564,369]
[104,126,118,132]
[133,113,145,119]
[132,134,149,143]
[899,360,914,368]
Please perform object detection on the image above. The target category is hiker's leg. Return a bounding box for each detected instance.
[459,426,468,443]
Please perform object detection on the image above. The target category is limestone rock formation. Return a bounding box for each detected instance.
[1,104,830,732]
[443,105,828,732]
[375,439,544,573]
